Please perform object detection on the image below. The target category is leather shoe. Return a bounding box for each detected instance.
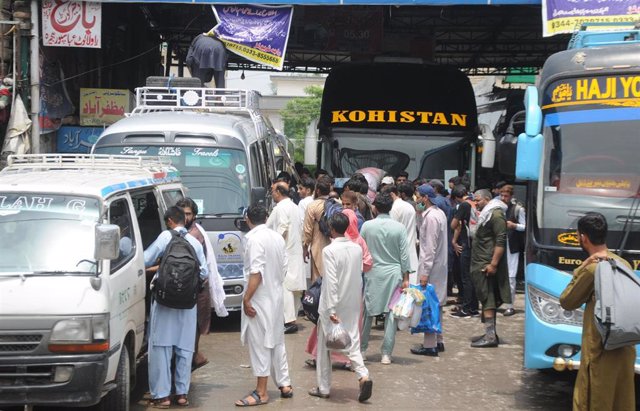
[503,308,516,317]
[470,334,500,344]
[437,342,445,352]
[410,346,439,356]
[470,336,499,348]
[284,323,299,334]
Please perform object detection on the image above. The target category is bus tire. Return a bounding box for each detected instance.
[98,344,131,411]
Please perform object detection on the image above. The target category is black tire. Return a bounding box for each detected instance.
[98,344,131,411]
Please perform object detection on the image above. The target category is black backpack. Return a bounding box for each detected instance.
[318,198,343,237]
[154,230,201,309]
[302,277,322,324]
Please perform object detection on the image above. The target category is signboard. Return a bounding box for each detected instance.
[42,0,101,48]
[542,0,640,37]
[211,4,293,70]
[79,88,132,126]
[542,75,640,110]
[57,126,103,153]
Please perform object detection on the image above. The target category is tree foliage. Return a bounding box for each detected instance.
[280,85,323,164]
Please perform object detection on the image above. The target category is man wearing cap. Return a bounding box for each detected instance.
[380,176,395,191]
[411,184,448,356]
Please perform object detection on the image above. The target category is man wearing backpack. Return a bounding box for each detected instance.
[303,175,333,282]
[499,185,525,317]
[559,212,635,411]
[143,206,208,408]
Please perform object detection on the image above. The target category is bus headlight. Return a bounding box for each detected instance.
[528,285,583,327]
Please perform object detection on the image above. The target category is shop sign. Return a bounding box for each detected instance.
[42,0,101,48]
[79,88,132,126]
[57,126,103,153]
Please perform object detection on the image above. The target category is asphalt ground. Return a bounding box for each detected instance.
[13,292,640,410]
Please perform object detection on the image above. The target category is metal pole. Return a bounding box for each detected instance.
[30,0,40,153]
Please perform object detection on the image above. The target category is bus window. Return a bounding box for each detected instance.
[250,143,264,187]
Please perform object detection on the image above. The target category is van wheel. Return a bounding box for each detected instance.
[98,344,131,411]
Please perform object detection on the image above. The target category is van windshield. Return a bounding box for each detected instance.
[94,146,250,215]
[0,194,100,275]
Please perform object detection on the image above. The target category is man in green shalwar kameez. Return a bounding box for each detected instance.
[360,193,411,365]
[469,189,510,348]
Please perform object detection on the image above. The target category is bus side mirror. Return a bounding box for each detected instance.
[516,86,543,181]
[479,124,495,169]
[251,187,267,206]
[95,224,120,261]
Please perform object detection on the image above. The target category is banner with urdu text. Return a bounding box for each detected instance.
[542,0,640,37]
[211,5,293,70]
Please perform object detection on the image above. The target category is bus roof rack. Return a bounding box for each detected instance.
[568,21,640,49]
[131,87,261,115]
[3,154,173,172]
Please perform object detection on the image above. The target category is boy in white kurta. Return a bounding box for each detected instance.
[267,182,306,333]
[236,205,293,406]
[310,213,373,403]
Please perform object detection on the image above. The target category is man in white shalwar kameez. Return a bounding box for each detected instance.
[411,184,448,356]
[386,185,419,284]
[144,206,208,407]
[267,182,306,334]
[310,213,373,403]
[236,205,293,406]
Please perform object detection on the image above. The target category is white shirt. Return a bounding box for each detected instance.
[267,197,306,291]
[390,197,419,276]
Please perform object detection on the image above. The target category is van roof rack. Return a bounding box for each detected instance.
[568,21,640,49]
[3,154,173,172]
[130,87,260,115]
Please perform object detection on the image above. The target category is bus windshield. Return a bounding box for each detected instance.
[539,113,640,248]
[95,146,250,215]
[0,194,99,275]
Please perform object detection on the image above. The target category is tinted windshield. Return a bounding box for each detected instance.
[538,109,640,249]
[0,194,100,274]
[94,146,250,215]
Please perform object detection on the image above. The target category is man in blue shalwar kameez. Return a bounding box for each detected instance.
[144,206,208,407]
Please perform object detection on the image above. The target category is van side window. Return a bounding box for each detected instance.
[162,189,184,210]
[108,198,136,273]
[260,140,274,185]
[131,191,163,249]
[249,143,263,187]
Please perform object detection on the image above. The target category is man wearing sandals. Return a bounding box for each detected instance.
[310,213,373,402]
[144,206,209,408]
[236,205,293,406]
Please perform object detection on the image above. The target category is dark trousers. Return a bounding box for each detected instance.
[458,244,478,312]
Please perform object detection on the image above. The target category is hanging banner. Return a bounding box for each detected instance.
[211,4,293,70]
[542,0,640,37]
[42,0,101,48]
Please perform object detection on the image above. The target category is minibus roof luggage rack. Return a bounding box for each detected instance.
[3,154,173,172]
[568,21,640,49]
[131,87,261,115]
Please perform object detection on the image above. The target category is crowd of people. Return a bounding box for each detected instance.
[141,166,530,407]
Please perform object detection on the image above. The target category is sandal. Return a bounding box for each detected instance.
[175,394,190,407]
[235,390,268,407]
[304,358,316,368]
[358,377,373,403]
[279,385,294,398]
[148,397,171,409]
[308,387,330,399]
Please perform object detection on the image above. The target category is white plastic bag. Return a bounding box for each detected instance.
[326,322,352,350]
[410,304,423,328]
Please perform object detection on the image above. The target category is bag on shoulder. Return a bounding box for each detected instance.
[464,199,480,240]
[154,230,201,309]
[302,277,322,324]
[594,257,640,350]
[318,198,343,237]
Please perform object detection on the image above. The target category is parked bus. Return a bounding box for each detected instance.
[512,27,640,372]
[316,62,495,185]
[93,83,280,312]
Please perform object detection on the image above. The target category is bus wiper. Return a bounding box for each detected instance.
[615,183,640,256]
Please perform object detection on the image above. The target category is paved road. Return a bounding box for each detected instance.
[14,293,637,410]
[128,294,578,411]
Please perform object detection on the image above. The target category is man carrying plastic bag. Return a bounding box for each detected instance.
[310,213,373,403]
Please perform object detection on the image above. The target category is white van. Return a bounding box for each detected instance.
[93,83,282,312]
[0,154,185,410]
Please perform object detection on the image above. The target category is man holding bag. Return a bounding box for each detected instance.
[310,213,373,403]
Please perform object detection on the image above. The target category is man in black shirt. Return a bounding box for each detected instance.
[449,185,479,318]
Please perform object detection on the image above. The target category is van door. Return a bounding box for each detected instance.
[105,195,145,381]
